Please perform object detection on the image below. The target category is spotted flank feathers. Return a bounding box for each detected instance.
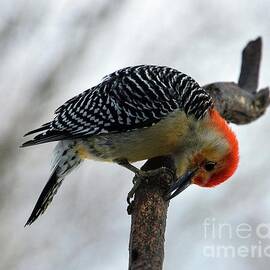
[22,65,213,147]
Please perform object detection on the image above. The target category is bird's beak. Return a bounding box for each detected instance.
[165,167,198,200]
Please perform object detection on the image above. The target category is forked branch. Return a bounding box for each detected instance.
[128,37,269,270]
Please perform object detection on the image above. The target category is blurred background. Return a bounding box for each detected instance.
[0,0,269,269]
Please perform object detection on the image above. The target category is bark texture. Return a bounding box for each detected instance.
[128,157,175,270]
[128,37,269,270]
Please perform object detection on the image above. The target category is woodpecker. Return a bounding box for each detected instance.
[22,65,239,225]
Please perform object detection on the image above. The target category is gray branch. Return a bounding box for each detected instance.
[238,37,262,93]
[204,37,269,124]
[128,37,269,270]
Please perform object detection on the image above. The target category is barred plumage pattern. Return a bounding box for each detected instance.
[22,65,213,146]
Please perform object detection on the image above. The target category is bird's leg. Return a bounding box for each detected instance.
[127,174,141,205]
[115,158,174,207]
[115,158,173,178]
[114,158,141,175]
[114,158,145,206]
[126,166,174,202]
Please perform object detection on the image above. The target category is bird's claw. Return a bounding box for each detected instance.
[127,175,142,204]
[127,167,174,211]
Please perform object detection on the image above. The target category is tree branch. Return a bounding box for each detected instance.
[128,37,269,270]
[128,157,175,270]
[238,37,262,94]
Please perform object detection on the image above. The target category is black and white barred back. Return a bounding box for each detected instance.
[22,65,213,147]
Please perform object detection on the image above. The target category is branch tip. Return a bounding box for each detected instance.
[238,37,262,93]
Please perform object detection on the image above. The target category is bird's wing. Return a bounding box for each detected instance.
[22,65,213,147]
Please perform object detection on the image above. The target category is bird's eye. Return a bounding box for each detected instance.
[204,161,216,172]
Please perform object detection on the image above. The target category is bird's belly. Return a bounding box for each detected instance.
[78,111,193,162]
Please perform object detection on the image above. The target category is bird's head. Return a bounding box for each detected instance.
[170,109,239,199]
[193,109,239,187]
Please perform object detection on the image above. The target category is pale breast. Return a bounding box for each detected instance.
[77,110,194,162]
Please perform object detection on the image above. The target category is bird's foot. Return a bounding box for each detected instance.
[127,167,174,213]
[114,159,174,213]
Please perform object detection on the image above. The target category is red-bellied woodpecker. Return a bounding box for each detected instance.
[22,65,239,225]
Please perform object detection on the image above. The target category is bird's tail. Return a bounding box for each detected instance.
[25,141,82,226]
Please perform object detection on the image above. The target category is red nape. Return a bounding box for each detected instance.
[205,109,239,187]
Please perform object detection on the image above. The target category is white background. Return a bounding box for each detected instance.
[0,0,269,269]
